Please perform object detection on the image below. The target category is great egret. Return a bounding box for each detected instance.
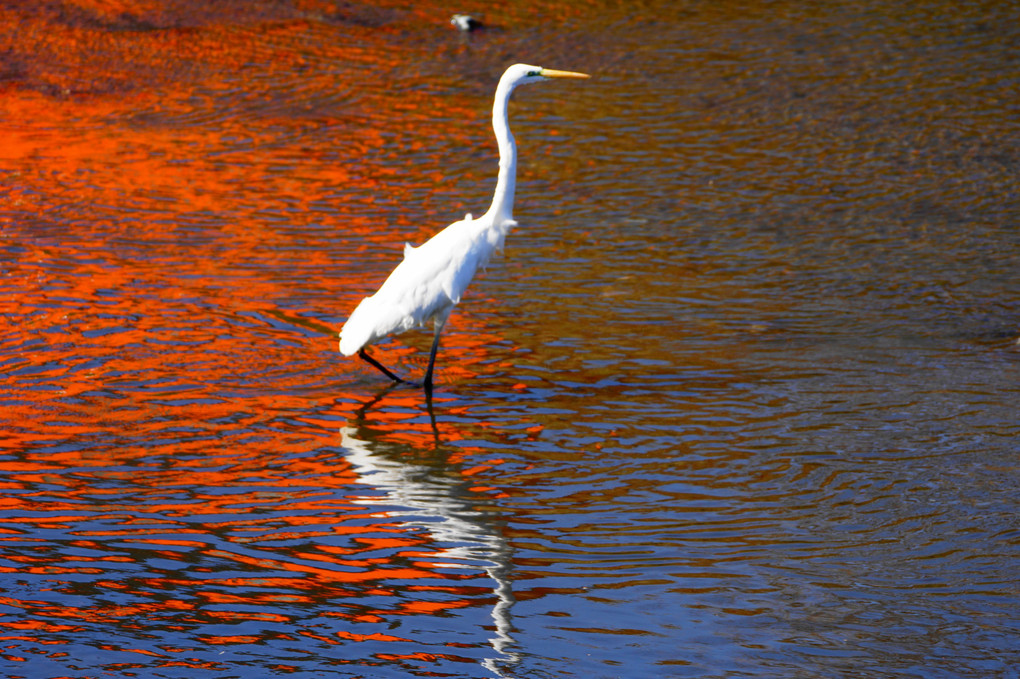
[339,63,589,391]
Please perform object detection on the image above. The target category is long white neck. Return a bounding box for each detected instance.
[483,76,518,225]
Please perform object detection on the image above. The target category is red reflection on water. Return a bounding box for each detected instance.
[1,0,520,670]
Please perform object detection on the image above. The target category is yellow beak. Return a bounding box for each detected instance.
[539,68,591,79]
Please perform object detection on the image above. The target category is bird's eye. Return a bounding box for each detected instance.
[528,70,541,77]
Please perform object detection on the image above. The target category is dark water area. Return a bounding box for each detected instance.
[2,1,1019,677]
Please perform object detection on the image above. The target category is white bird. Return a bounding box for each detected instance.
[339,64,589,391]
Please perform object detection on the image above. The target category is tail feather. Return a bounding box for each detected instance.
[339,293,417,356]
[339,297,373,356]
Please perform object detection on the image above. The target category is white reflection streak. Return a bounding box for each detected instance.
[340,426,519,676]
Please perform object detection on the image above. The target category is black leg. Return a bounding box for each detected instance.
[422,322,444,393]
[358,348,404,383]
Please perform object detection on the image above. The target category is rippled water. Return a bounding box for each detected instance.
[2,1,1019,677]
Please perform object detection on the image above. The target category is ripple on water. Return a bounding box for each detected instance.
[3,0,1020,677]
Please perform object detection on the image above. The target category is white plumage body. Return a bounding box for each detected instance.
[338,212,514,356]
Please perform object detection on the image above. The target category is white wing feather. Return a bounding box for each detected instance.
[339,214,508,356]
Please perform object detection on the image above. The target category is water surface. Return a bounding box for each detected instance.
[2,1,1019,677]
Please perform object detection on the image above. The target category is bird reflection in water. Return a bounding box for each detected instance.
[340,391,519,675]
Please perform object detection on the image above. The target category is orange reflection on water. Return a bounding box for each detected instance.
[1,1,521,671]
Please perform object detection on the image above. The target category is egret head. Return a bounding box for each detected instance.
[504,64,590,89]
